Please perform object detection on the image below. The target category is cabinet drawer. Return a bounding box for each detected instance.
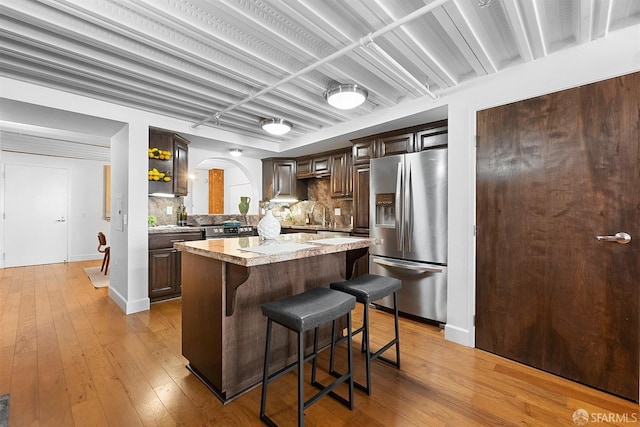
[149,232,203,249]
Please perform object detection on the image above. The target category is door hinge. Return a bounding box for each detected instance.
[474,135,478,147]
[473,314,476,327]
[473,225,477,236]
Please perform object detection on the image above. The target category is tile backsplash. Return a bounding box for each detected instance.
[148,196,185,225]
[268,178,353,228]
[149,177,353,228]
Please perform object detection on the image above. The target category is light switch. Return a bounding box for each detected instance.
[167,206,173,215]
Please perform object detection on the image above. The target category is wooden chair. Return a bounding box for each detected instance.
[97,232,110,275]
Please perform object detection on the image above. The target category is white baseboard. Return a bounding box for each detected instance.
[444,323,474,347]
[69,254,103,262]
[126,297,150,314]
[108,286,127,313]
[108,286,150,315]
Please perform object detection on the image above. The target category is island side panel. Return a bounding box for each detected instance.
[222,252,346,398]
[181,252,223,391]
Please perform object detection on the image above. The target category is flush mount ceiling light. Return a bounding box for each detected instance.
[229,148,243,157]
[325,84,368,110]
[260,118,292,135]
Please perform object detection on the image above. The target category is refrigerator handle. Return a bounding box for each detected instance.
[372,256,443,273]
[395,161,403,251]
[405,161,413,252]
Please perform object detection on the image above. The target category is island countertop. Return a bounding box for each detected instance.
[174,233,376,267]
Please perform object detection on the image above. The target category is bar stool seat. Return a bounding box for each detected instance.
[330,274,401,395]
[260,287,356,427]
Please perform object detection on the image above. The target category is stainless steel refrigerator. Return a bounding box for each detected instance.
[369,147,447,324]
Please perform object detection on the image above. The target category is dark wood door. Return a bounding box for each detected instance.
[476,72,640,401]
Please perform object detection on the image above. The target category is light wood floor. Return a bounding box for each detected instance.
[1,261,638,426]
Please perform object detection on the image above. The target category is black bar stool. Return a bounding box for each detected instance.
[260,287,356,427]
[329,274,401,395]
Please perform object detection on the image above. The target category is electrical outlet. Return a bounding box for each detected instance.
[167,206,173,215]
[334,208,341,216]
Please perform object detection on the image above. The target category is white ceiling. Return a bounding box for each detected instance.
[1,0,639,161]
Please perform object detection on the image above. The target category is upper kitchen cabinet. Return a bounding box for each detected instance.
[352,121,447,161]
[262,158,306,201]
[148,128,190,196]
[352,139,375,165]
[330,149,353,198]
[296,154,331,178]
[173,134,189,196]
[377,133,415,157]
[415,120,448,151]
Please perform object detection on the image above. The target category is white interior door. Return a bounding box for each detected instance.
[4,164,69,267]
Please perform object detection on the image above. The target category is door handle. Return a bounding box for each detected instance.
[596,232,631,244]
[55,217,66,222]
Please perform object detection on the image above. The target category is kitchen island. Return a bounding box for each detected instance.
[174,233,376,402]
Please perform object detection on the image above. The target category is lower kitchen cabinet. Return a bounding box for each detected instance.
[149,231,203,302]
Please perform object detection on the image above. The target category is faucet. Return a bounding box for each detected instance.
[309,201,329,227]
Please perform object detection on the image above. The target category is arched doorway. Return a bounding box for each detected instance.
[186,158,259,215]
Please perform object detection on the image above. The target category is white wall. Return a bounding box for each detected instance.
[0,152,110,264]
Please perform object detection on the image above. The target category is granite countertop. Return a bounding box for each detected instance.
[174,233,376,267]
[148,225,204,234]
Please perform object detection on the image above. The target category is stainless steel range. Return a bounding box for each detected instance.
[203,222,255,239]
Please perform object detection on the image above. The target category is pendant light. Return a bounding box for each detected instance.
[260,118,292,135]
[325,84,368,110]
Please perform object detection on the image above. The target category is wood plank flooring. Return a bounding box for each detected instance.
[1,260,638,426]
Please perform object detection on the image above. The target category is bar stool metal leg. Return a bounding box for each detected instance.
[297,331,304,427]
[260,319,273,426]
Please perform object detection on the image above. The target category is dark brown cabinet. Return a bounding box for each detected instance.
[296,155,331,178]
[148,128,189,196]
[296,158,312,178]
[377,133,414,156]
[415,120,448,151]
[148,231,202,302]
[173,135,189,196]
[352,163,370,235]
[352,140,375,164]
[262,158,306,200]
[330,150,352,198]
